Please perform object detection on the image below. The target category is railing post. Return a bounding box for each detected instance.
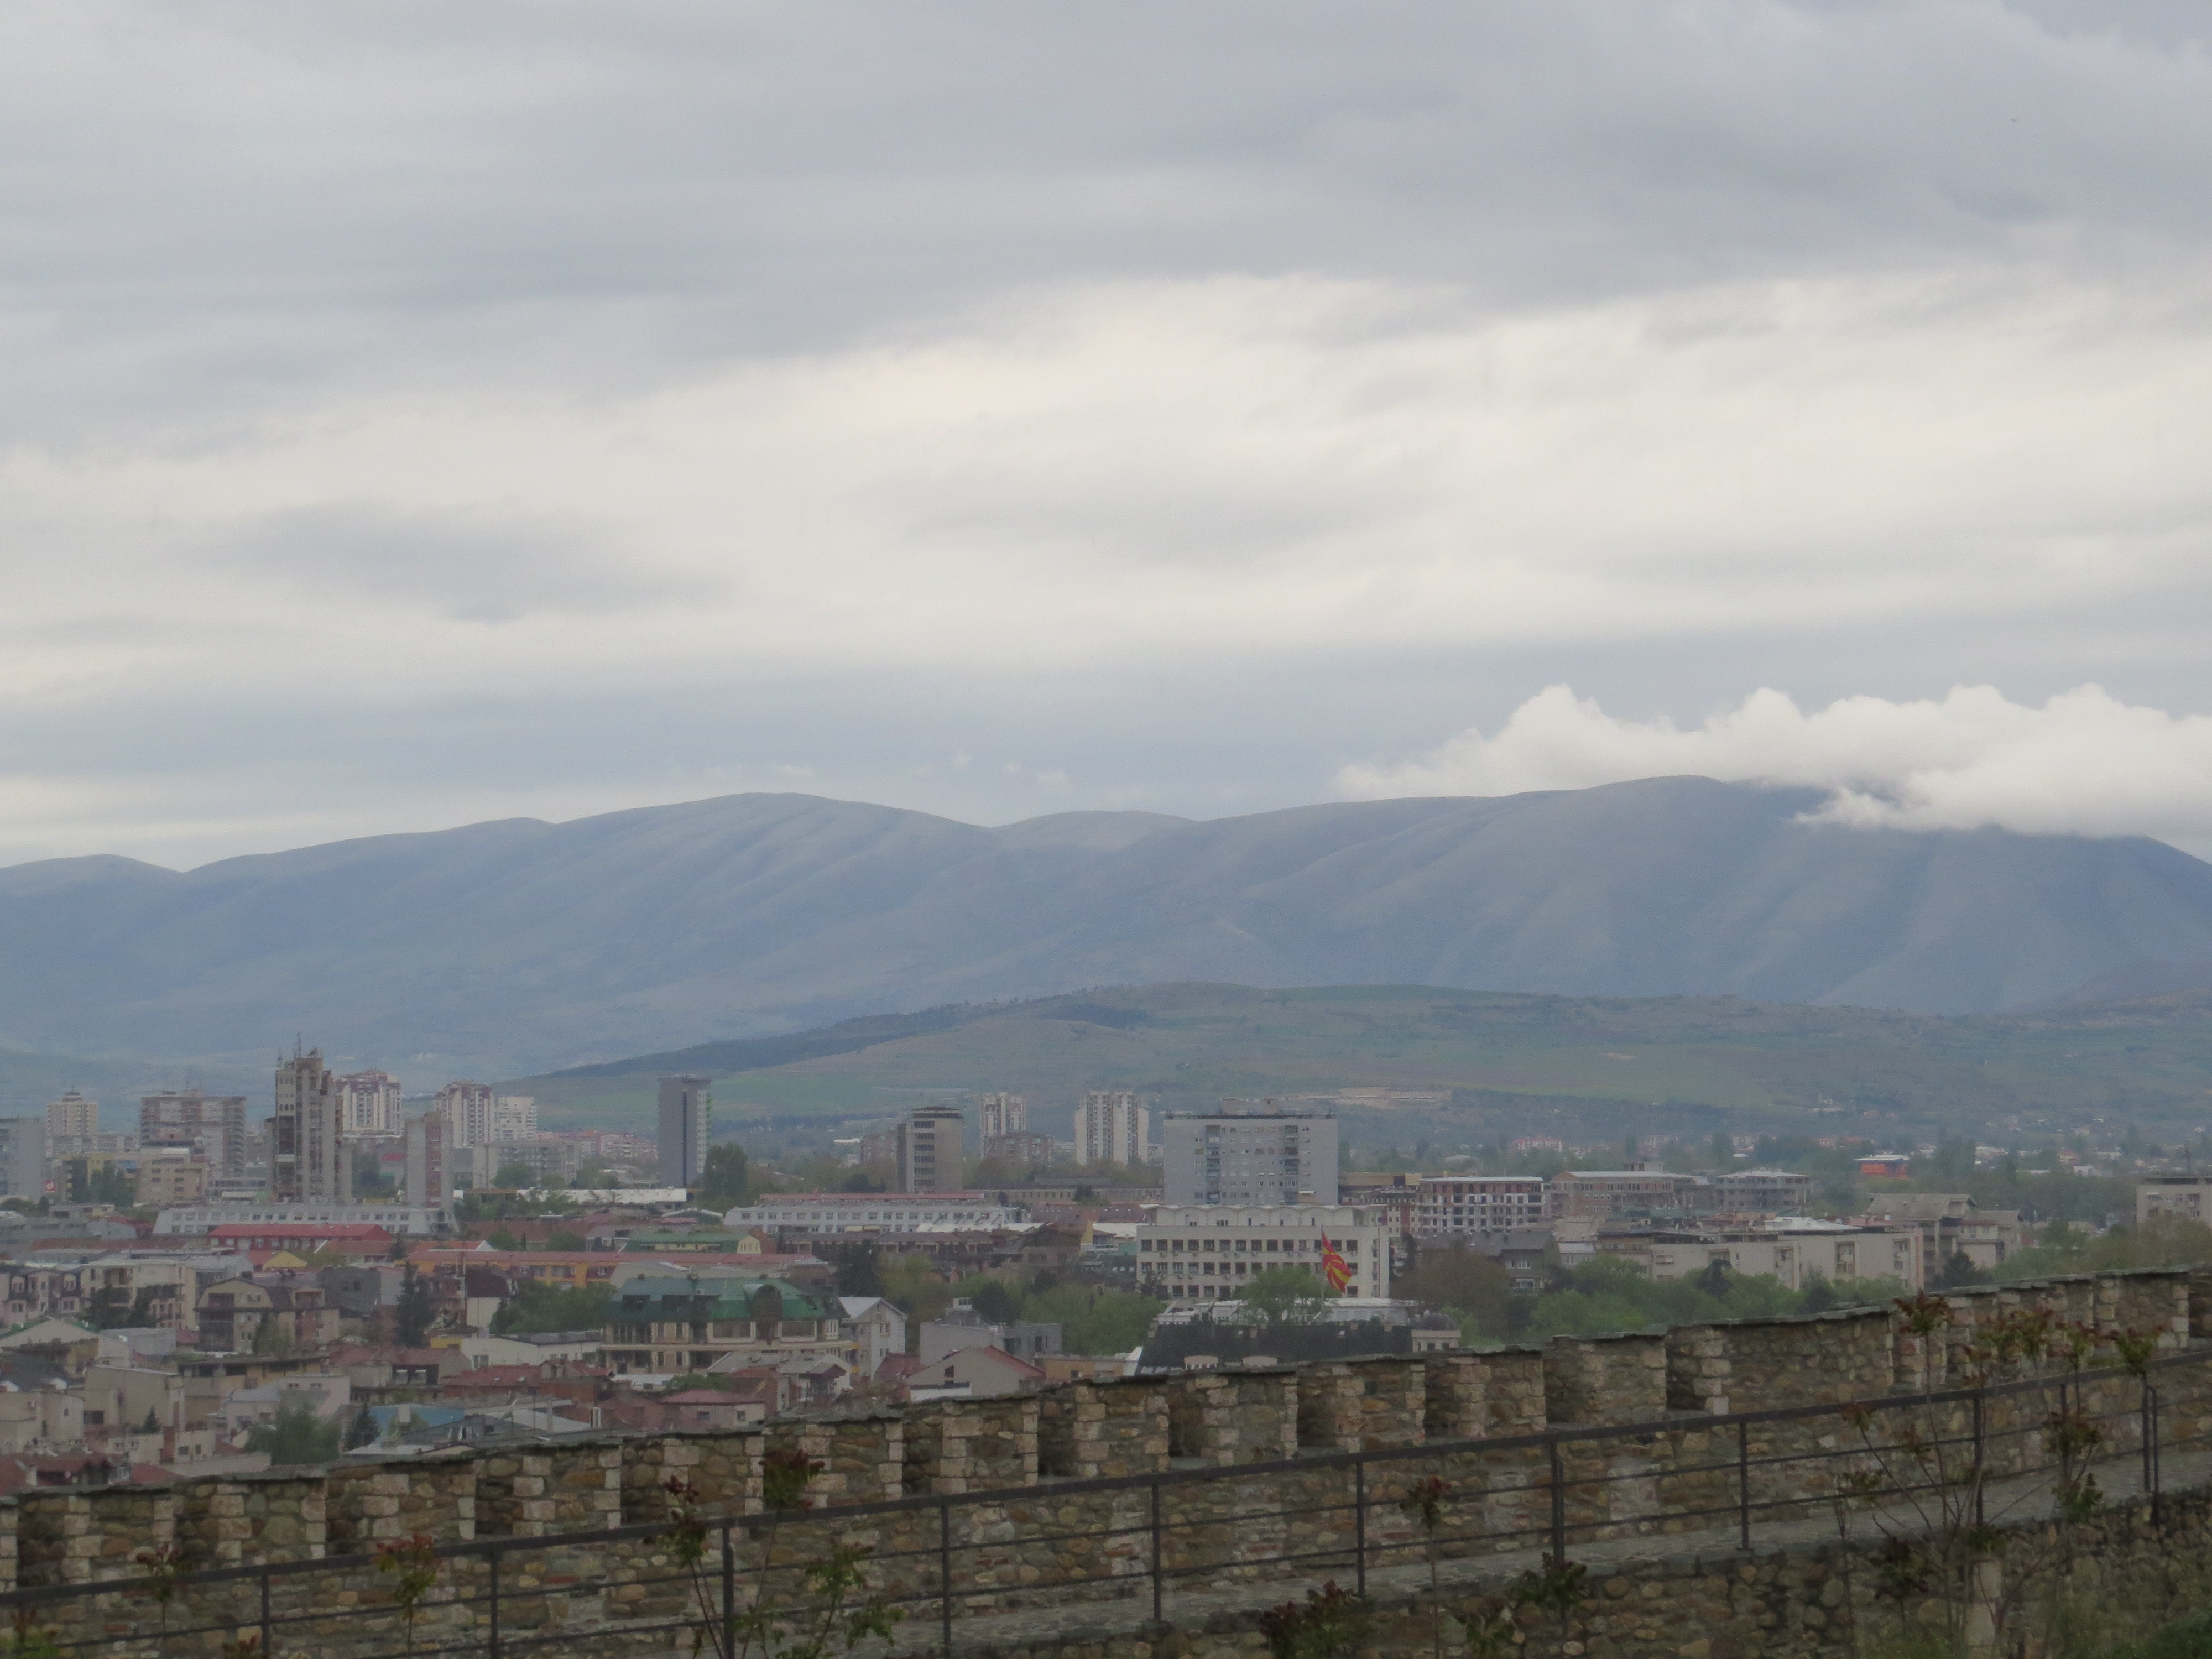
[1736,1419,1750,1552]
[1972,1392,1986,1527]
[259,1564,272,1659]
[2143,1381,2159,1520]
[938,1498,954,1659]
[1548,1437,1566,1561]
[1149,1477,1164,1626]
[721,1519,736,1659]
[488,1546,502,1659]
[1353,1456,1367,1598]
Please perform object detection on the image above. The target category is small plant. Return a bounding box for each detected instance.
[2112,1328,2161,1378]
[134,1542,188,1634]
[6,1606,59,1659]
[1509,1554,1587,1625]
[217,1637,262,1659]
[1257,1580,1370,1659]
[1459,1599,1520,1658]
[761,1448,822,1514]
[729,1543,906,1659]
[373,1531,442,1652]
[1398,1474,1453,1659]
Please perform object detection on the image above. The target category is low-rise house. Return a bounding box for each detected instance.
[194,1279,340,1352]
[0,1316,101,1375]
[211,1373,351,1441]
[452,1330,603,1369]
[838,1296,906,1378]
[920,1301,1061,1364]
[908,1345,1044,1400]
[602,1276,846,1380]
[0,1355,82,1452]
[658,1389,762,1431]
[1854,1195,2020,1279]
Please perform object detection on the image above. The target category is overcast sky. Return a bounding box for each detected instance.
[5,0,2212,867]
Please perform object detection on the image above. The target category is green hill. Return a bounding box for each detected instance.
[508,982,2212,1148]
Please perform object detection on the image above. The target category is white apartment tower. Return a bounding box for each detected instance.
[977,1093,1026,1141]
[658,1074,713,1188]
[436,1082,495,1147]
[335,1070,404,1137]
[273,1047,349,1203]
[492,1095,537,1139]
[44,1091,98,1144]
[1074,1091,1148,1167]
[1161,1101,1338,1207]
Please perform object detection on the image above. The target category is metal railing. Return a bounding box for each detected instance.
[6,1344,2210,1659]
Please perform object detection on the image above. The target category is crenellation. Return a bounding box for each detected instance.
[1545,1332,1667,1425]
[1037,1376,1170,1478]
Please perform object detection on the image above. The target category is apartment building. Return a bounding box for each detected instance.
[1160,1103,1337,1206]
[657,1076,713,1188]
[1709,1168,1817,1214]
[1598,1220,1923,1292]
[140,1089,248,1177]
[404,1113,449,1206]
[273,1048,348,1203]
[721,1192,1021,1235]
[895,1103,962,1193]
[1137,1202,1390,1302]
[1856,1194,2022,1278]
[1548,1167,1704,1219]
[334,1071,404,1137]
[1074,1091,1149,1168]
[603,1275,846,1378]
[135,1148,208,1207]
[44,1091,100,1156]
[977,1093,1026,1141]
[2139,1175,2212,1227]
[1413,1175,1547,1235]
[0,1120,44,1200]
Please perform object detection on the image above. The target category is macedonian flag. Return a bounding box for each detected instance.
[1318,1232,1354,1294]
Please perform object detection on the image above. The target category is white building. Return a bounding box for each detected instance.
[154,1201,453,1235]
[1137,1203,1389,1302]
[493,1095,538,1139]
[977,1093,1025,1141]
[335,1071,404,1137]
[1710,1168,1818,1214]
[839,1296,908,1379]
[436,1082,494,1147]
[1160,1104,1338,1206]
[1413,1175,1546,1235]
[722,1193,1023,1234]
[1074,1091,1149,1167]
[0,1119,44,1200]
[2139,1175,2212,1227]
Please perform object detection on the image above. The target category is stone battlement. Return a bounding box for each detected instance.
[3,1266,2199,1593]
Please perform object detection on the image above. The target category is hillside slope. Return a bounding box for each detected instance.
[3,779,2211,1077]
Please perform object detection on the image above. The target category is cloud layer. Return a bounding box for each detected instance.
[2,3,2212,864]
[1339,684,2212,847]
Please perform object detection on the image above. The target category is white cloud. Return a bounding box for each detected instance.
[1338,684,2212,844]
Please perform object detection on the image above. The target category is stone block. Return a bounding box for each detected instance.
[1037,1378,1170,1479]
[902,1395,1039,1493]
[1545,1332,1666,1426]
[1165,1369,1297,1465]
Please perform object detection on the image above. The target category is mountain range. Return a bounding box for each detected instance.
[4,775,2212,1081]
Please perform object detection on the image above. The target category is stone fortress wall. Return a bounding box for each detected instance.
[7,1267,2210,1657]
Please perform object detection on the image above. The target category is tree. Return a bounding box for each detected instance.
[251,1314,295,1357]
[967,1279,1022,1324]
[492,1281,613,1336]
[698,1142,750,1208]
[1395,1243,1518,1341]
[1239,1266,1333,1326]
[395,1270,438,1347]
[835,1248,886,1299]
[546,1229,587,1253]
[84,1286,137,1330]
[244,1399,340,1465]
[493,1161,540,1189]
[345,1403,380,1449]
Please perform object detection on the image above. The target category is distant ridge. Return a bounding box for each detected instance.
[3,777,2211,1079]
[548,1001,1003,1079]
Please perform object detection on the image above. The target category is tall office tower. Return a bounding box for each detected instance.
[1160,1100,1339,1206]
[45,1091,98,1146]
[1074,1091,1149,1167]
[657,1074,713,1188]
[435,1081,495,1147]
[404,1113,450,1206]
[896,1103,965,1193]
[977,1093,1026,1141]
[491,1095,538,1139]
[335,1071,404,1136]
[272,1047,350,1202]
[0,1119,44,1199]
[139,1089,249,1177]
